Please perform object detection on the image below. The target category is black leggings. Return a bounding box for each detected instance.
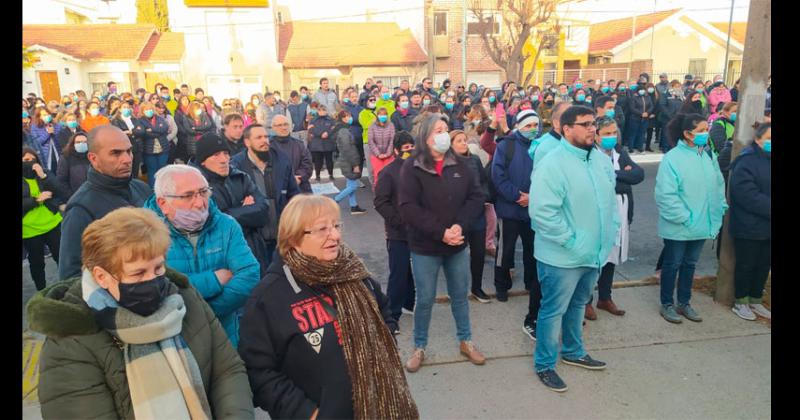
[733,238,771,301]
[467,227,486,291]
[23,225,61,291]
[311,152,334,179]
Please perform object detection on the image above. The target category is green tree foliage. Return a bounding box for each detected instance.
[23,45,39,69]
[136,0,170,32]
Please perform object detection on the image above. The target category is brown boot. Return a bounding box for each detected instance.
[597,299,626,316]
[405,348,425,373]
[584,303,598,320]
[459,341,486,365]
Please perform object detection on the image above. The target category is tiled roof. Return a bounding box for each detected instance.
[139,32,185,61]
[279,22,427,68]
[23,24,184,62]
[589,9,681,54]
[709,22,747,45]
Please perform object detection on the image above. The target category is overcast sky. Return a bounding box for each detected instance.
[558,0,750,23]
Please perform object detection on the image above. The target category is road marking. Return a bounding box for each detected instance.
[22,334,43,403]
[631,154,664,164]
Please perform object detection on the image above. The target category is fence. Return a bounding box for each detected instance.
[658,71,741,87]
[528,69,741,88]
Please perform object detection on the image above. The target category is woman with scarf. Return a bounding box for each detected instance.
[239,195,418,420]
[27,207,253,419]
[179,101,215,161]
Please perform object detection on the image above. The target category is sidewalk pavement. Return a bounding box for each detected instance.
[25,284,770,419]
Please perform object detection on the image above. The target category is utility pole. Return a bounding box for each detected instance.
[722,0,736,85]
[715,0,771,305]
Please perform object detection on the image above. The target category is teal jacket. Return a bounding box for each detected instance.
[529,140,620,269]
[655,140,728,241]
[143,197,260,348]
[530,130,562,171]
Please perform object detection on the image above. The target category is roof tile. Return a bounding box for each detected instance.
[709,22,747,45]
[23,24,182,61]
[589,9,681,54]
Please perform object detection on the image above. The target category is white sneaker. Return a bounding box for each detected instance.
[749,303,772,319]
[401,307,414,315]
[732,303,756,321]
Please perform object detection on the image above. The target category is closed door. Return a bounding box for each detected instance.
[38,71,61,103]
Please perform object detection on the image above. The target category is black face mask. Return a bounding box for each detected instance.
[117,274,170,317]
[22,161,36,178]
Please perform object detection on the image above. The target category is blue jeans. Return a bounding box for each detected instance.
[534,261,599,372]
[410,249,472,348]
[660,239,705,305]
[625,116,647,151]
[142,152,169,189]
[334,178,359,207]
[659,125,673,152]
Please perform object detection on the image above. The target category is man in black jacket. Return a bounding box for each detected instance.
[220,113,246,156]
[269,115,314,193]
[58,125,153,280]
[230,124,301,269]
[193,132,271,277]
[374,132,417,324]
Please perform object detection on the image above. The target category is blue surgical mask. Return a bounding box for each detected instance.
[343,98,350,104]
[577,94,586,102]
[618,86,627,91]
[161,95,170,100]
[445,103,454,110]
[144,110,154,118]
[762,140,771,153]
[638,90,646,96]
[346,117,353,125]
[519,128,538,140]
[600,136,617,150]
[382,93,390,100]
[630,85,638,91]
[22,110,28,118]
[696,88,704,93]
[692,132,709,147]
[43,115,52,124]
[310,109,318,116]
[378,115,388,123]
[74,142,88,153]
[647,87,655,93]
[301,94,308,100]
[432,132,451,153]
[730,112,737,122]
[400,101,409,109]
[602,87,610,93]
[605,109,616,119]
[489,96,496,103]
[67,120,78,129]
[122,108,132,117]
[423,99,431,106]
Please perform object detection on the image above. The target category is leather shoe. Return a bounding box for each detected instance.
[584,304,597,321]
[597,299,626,316]
[459,341,486,365]
[405,348,425,373]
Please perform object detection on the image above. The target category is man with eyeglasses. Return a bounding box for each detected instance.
[231,123,301,268]
[58,125,153,280]
[528,105,620,392]
[192,133,271,278]
[144,163,260,348]
[268,115,314,193]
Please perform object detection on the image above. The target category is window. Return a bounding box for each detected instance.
[434,12,447,36]
[688,59,707,80]
[540,32,559,56]
[468,10,501,36]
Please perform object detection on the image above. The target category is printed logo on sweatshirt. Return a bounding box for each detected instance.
[291,295,343,351]
[453,172,462,178]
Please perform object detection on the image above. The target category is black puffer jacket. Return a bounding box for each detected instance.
[333,123,362,180]
[307,116,337,153]
[239,252,397,420]
[56,152,90,199]
[728,144,771,240]
[374,157,408,241]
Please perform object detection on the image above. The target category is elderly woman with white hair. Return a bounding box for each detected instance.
[239,194,418,419]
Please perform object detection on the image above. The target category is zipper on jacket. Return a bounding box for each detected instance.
[586,157,605,267]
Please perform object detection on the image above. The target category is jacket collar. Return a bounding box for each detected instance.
[143,192,222,235]
[86,167,132,192]
[676,139,704,154]
[413,151,459,175]
[561,138,595,161]
[548,129,562,140]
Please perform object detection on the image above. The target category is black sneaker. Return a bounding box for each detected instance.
[496,289,508,302]
[561,354,607,370]
[537,369,568,392]
[471,288,491,303]
[522,322,536,341]
[350,206,367,215]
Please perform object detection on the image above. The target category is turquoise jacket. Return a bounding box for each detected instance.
[529,140,620,269]
[655,140,728,241]
[143,197,260,348]
[530,130,562,171]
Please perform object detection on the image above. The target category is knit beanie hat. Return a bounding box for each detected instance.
[516,109,540,128]
[195,132,231,164]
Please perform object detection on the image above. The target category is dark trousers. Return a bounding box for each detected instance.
[659,128,673,153]
[646,125,660,150]
[265,239,277,273]
[660,239,705,305]
[311,151,334,179]
[625,116,647,151]
[733,238,771,300]
[495,218,537,292]
[467,227,486,291]
[387,239,416,321]
[23,225,61,291]
[588,262,616,304]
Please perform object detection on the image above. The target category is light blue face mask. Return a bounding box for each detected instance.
[605,109,616,119]
[519,128,539,140]
[74,142,88,153]
[445,103,454,110]
[122,108,132,117]
[692,132,709,147]
[600,136,617,150]
[144,110,154,118]
[382,93,390,100]
[378,115,388,123]
[730,112,737,122]
[763,140,771,153]
[576,94,586,102]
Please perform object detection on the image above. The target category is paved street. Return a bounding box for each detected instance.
[23,152,754,419]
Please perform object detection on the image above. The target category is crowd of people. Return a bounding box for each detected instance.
[23,70,770,416]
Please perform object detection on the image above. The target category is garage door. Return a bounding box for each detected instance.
[466,71,501,90]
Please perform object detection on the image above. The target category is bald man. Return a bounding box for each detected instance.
[58,125,153,280]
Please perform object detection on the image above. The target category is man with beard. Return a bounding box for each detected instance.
[267,115,314,193]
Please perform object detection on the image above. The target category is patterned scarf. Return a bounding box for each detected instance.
[81,270,212,420]
[284,245,419,420]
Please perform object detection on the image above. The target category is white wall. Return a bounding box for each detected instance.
[22,50,84,97]
[167,0,283,97]
[22,0,135,24]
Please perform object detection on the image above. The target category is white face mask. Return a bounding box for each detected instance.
[432,131,451,153]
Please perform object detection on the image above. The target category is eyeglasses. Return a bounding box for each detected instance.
[164,187,213,201]
[570,121,596,129]
[303,222,344,238]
